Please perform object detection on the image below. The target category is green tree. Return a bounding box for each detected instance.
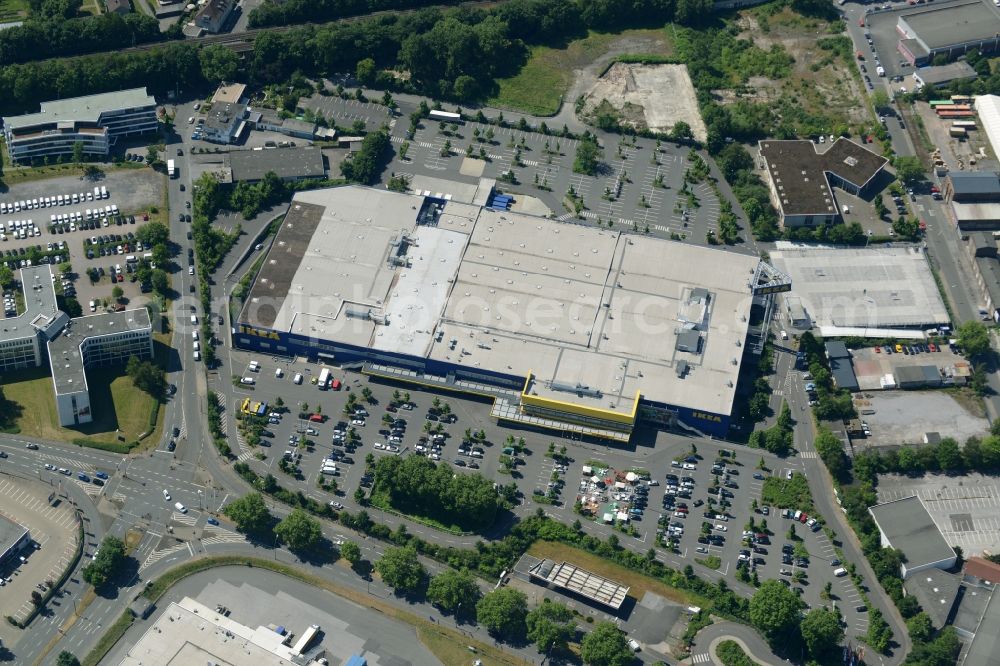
[375,546,426,594]
[476,587,528,641]
[814,427,849,481]
[340,540,361,565]
[0,264,14,288]
[669,120,693,140]
[958,320,991,357]
[82,536,126,588]
[72,140,84,164]
[866,607,893,653]
[872,89,890,112]
[112,285,123,300]
[906,612,933,642]
[749,579,804,645]
[198,45,240,84]
[801,608,843,659]
[894,155,925,185]
[274,508,322,551]
[573,134,601,175]
[580,621,633,666]
[136,221,170,247]
[356,57,376,85]
[222,492,272,535]
[426,568,480,614]
[126,355,166,399]
[56,652,80,666]
[525,600,575,654]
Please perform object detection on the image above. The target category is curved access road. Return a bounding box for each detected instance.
[688,621,788,666]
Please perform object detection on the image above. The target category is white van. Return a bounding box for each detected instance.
[192,330,199,341]
[174,502,187,513]
[193,350,201,362]
[191,315,198,325]
[125,255,137,263]
[833,567,848,577]
[100,186,107,199]
[293,373,303,385]
[248,360,260,372]
[275,368,283,378]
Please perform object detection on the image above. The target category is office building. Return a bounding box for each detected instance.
[2,88,157,164]
[758,138,887,228]
[234,184,788,440]
[0,265,151,426]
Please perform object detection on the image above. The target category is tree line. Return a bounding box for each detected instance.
[0,10,167,67]
[248,0,462,28]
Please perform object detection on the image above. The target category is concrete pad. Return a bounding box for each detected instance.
[860,391,988,446]
[459,157,485,177]
[582,63,707,141]
[509,194,552,217]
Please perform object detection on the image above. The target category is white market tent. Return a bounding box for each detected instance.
[975,95,1000,160]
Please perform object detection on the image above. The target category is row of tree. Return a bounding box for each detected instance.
[223,493,324,551]
[0,11,165,67]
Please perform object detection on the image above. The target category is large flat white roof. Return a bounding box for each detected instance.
[242,185,759,417]
[770,244,949,330]
[4,87,154,131]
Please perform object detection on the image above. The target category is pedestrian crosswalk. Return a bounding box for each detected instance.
[215,393,229,435]
[236,450,255,462]
[43,454,96,475]
[691,653,710,664]
[800,451,818,459]
[140,543,187,572]
[172,511,198,526]
[202,526,245,546]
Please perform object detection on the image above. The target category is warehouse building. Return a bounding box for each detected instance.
[2,88,157,163]
[120,597,331,666]
[0,265,151,426]
[0,514,30,568]
[825,341,859,392]
[234,185,785,440]
[869,496,957,579]
[229,147,327,183]
[896,1,1000,66]
[758,138,888,228]
[769,244,949,338]
[912,62,979,89]
[943,170,1000,231]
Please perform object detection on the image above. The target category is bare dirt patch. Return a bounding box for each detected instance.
[581,62,707,140]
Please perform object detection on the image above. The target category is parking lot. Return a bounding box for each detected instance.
[386,117,727,246]
[0,476,80,642]
[222,348,869,639]
[0,169,166,313]
[878,472,1000,556]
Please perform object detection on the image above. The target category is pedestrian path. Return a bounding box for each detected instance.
[690,654,710,664]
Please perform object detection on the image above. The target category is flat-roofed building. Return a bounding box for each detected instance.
[234,184,773,440]
[201,102,248,145]
[528,559,630,611]
[0,265,151,426]
[47,308,152,426]
[897,0,1000,66]
[912,61,978,89]
[759,138,887,228]
[0,514,30,568]
[869,496,957,579]
[229,147,326,183]
[119,597,329,666]
[2,88,156,163]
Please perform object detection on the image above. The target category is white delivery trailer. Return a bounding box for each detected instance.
[318,367,331,389]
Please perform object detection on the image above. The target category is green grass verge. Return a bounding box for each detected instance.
[695,555,721,570]
[0,0,27,21]
[716,639,756,666]
[81,610,134,666]
[761,474,815,514]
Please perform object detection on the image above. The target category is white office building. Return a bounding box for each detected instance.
[0,265,152,426]
[2,88,157,164]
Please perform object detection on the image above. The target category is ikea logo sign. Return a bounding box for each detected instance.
[239,325,280,340]
[691,411,722,423]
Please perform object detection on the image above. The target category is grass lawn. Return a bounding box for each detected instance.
[527,540,705,607]
[488,28,674,116]
[696,555,722,570]
[0,0,28,21]
[1,360,163,447]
